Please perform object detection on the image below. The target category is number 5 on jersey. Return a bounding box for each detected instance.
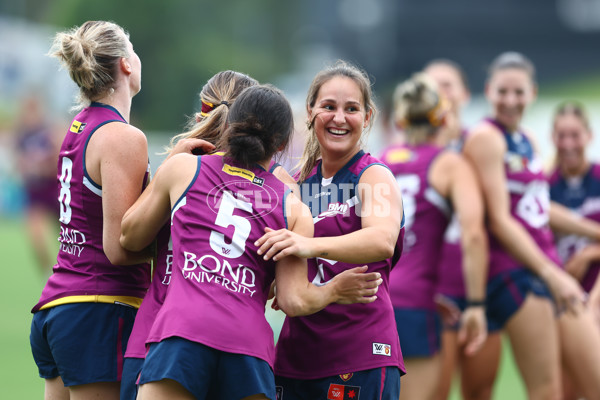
[209,191,253,259]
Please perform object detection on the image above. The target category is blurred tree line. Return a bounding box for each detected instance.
[5,0,600,134]
[2,0,304,132]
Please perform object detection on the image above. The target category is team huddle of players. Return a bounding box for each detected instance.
[28,20,600,400]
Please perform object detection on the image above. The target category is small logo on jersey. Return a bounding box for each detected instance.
[313,201,353,223]
[327,383,361,399]
[114,301,136,308]
[506,153,527,173]
[275,386,283,400]
[318,202,348,217]
[339,373,353,382]
[69,120,86,133]
[221,247,231,255]
[222,163,264,186]
[372,342,391,356]
[385,148,414,164]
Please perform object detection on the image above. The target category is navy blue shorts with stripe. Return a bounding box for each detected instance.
[486,267,553,329]
[439,268,552,333]
[275,367,400,400]
[30,302,137,386]
[394,308,441,358]
[139,336,276,400]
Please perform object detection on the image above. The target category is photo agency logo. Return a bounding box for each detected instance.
[299,181,394,219]
[206,180,280,220]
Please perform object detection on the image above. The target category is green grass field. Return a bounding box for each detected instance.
[0,217,46,397]
[0,216,527,399]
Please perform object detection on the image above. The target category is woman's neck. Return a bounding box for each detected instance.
[560,159,590,179]
[95,86,133,122]
[320,146,361,178]
[492,116,519,133]
[257,159,271,171]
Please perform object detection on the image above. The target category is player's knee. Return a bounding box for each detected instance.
[528,379,561,400]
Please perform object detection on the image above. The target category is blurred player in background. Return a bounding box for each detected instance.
[423,59,470,148]
[381,72,487,400]
[422,60,503,400]
[466,51,600,400]
[14,94,61,274]
[548,101,600,305]
[547,101,600,399]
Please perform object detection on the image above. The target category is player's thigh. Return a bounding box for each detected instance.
[69,381,120,400]
[44,376,68,400]
[558,307,600,398]
[138,379,195,400]
[505,294,560,392]
[459,332,502,400]
[437,330,459,400]
[401,355,441,400]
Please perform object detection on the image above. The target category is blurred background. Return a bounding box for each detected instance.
[2,0,600,398]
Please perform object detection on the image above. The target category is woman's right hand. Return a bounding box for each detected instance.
[329,265,383,304]
[168,138,216,159]
[541,264,586,315]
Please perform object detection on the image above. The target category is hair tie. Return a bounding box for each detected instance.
[425,95,450,127]
[200,99,214,118]
[403,95,451,128]
[221,100,230,107]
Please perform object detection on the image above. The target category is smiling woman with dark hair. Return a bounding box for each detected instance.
[120,84,379,400]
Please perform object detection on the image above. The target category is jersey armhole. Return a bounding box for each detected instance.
[269,162,281,173]
[82,119,127,196]
[282,188,293,230]
[425,150,453,217]
[172,156,202,214]
[355,162,391,204]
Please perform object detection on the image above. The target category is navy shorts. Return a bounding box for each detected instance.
[486,268,553,329]
[394,308,441,357]
[275,366,400,400]
[139,336,276,400]
[30,302,137,386]
[120,357,144,400]
[437,295,502,333]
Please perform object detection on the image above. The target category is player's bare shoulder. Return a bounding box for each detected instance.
[465,120,505,157]
[104,123,147,148]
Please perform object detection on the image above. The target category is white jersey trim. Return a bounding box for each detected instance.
[424,187,451,218]
[83,176,102,197]
[506,179,548,195]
